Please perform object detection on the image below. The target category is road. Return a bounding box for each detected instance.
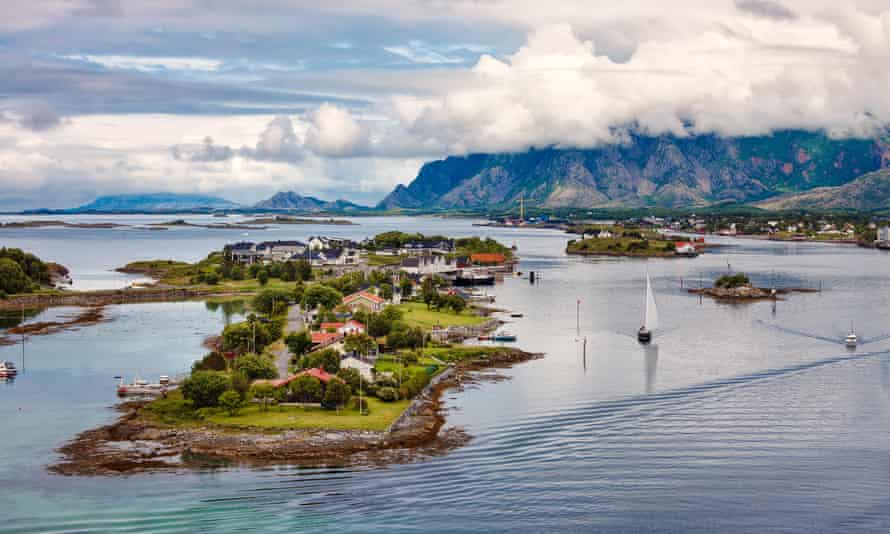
[273,305,305,378]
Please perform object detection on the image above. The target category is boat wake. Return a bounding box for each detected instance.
[755,319,890,347]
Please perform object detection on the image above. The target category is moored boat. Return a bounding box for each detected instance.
[116,375,175,396]
[0,361,18,377]
[491,331,517,342]
[454,273,495,286]
[845,324,858,348]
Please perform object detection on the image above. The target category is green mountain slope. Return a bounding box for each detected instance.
[378,131,889,209]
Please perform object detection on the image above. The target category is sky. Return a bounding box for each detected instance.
[2,0,890,210]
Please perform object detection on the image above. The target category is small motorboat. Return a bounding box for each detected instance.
[477,335,492,341]
[0,361,18,377]
[491,331,517,342]
[510,313,524,318]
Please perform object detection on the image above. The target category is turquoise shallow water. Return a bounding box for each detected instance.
[3,217,890,532]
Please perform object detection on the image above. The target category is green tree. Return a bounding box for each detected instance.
[257,269,269,286]
[367,313,392,338]
[0,258,32,294]
[253,288,291,316]
[323,379,351,410]
[191,351,227,373]
[301,285,343,310]
[399,277,413,298]
[302,348,340,373]
[421,278,438,309]
[218,389,244,416]
[295,259,312,281]
[280,261,297,282]
[285,330,313,357]
[289,375,323,402]
[250,382,277,411]
[233,353,278,380]
[379,283,393,301]
[344,333,376,356]
[387,322,425,349]
[337,368,363,393]
[380,305,403,322]
[181,371,231,408]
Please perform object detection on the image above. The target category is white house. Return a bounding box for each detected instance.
[878,226,890,242]
[400,255,461,275]
[341,356,374,381]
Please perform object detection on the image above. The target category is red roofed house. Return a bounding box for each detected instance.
[470,253,506,265]
[342,290,385,313]
[252,367,342,388]
[320,320,366,335]
[311,331,344,346]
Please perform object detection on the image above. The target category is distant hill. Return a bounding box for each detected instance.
[254,191,368,211]
[755,168,890,211]
[73,193,240,212]
[378,131,890,209]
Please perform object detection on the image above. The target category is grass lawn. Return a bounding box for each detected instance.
[367,253,405,266]
[206,398,411,431]
[566,236,676,256]
[396,301,487,329]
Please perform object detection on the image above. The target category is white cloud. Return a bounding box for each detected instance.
[384,41,467,64]
[60,54,224,72]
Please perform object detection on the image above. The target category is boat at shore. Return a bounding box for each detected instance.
[638,275,658,344]
[116,375,175,396]
[454,273,496,286]
[0,361,18,377]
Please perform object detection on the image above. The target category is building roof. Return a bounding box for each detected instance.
[344,320,365,329]
[343,290,385,305]
[252,367,339,388]
[226,241,255,250]
[311,331,344,345]
[470,253,506,264]
[320,322,345,331]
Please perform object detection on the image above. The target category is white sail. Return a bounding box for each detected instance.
[644,275,659,331]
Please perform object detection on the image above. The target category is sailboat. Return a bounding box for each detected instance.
[638,275,658,343]
[845,322,858,348]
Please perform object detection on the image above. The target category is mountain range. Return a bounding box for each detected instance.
[755,168,890,211]
[72,193,240,212]
[378,130,890,210]
[253,191,368,211]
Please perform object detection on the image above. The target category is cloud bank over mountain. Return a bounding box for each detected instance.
[2,1,890,208]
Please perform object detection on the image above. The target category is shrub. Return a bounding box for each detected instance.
[147,398,195,423]
[290,375,323,402]
[377,386,399,402]
[218,390,244,416]
[715,273,751,289]
[230,371,251,399]
[192,351,227,373]
[203,271,220,285]
[353,396,370,414]
[181,371,231,408]
[323,379,351,409]
[233,353,278,380]
[257,269,269,286]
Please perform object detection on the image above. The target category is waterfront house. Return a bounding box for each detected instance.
[256,240,307,262]
[399,239,455,256]
[342,290,386,313]
[401,254,461,275]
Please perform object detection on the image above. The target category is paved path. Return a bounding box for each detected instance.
[273,305,304,378]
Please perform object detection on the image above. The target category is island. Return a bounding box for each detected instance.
[688,273,818,301]
[566,225,701,258]
[31,232,539,474]
[241,215,356,225]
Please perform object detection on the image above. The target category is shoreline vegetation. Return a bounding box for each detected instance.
[50,347,540,476]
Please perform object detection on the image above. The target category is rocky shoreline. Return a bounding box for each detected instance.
[688,286,819,301]
[0,287,248,311]
[49,349,542,476]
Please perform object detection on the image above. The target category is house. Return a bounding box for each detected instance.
[340,356,374,381]
[295,246,361,267]
[311,331,344,346]
[307,236,355,251]
[342,290,386,313]
[251,367,341,388]
[470,253,506,265]
[401,255,461,275]
[597,230,614,239]
[226,241,262,264]
[878,226,890,243]
[400,240,454,255]
[319,320,366,335]
[255,240,307,262]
